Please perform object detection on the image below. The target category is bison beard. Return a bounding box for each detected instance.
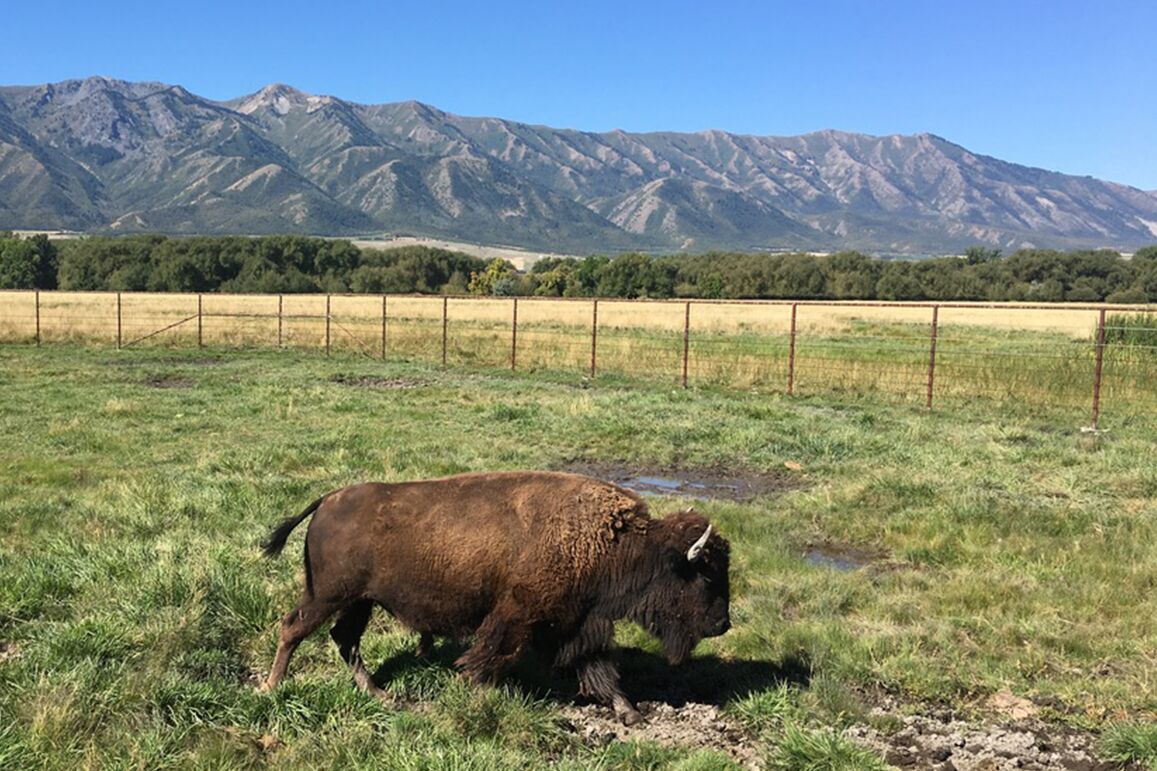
[259,471,731,725]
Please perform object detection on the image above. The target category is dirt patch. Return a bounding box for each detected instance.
[108,357,222,367]
[328,374,427,390]
[561,700,762,769]
[143,375,195,389]
[562,696,1136,771]
[846,709,1136,770]
[558,461,804,502]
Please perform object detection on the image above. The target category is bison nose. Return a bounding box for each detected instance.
[714,615,731,635]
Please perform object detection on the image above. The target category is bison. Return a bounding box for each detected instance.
[260,471,730,724]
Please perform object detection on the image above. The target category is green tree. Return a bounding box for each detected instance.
[965,245,1003,264]
[0,238,37,288]
[468,259,517,295]
[0,234,59,289]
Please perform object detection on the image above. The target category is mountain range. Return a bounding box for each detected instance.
[2,76,1156,255]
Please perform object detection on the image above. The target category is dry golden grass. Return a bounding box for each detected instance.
[1,291,1153,414]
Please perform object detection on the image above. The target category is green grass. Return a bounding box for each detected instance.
[0,344,1154,768]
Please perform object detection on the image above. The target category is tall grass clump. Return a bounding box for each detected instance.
[1100,722,1157,767]
[1104,312,1157,347]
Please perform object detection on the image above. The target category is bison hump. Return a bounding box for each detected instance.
[547,482,648,573]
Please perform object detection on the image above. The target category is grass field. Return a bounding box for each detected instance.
[2,292,1155,427]
[0,344,1154,768]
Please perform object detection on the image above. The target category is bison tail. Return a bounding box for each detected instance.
[261,495,327,558]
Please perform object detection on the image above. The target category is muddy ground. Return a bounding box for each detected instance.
[560,697,1139,770]
[328,374,428,389]
[557,460,806,502]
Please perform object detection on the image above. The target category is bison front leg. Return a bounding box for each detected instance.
[555,617,642,726]
[577,656,643,726]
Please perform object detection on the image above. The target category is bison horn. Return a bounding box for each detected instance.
[686,524,712,562]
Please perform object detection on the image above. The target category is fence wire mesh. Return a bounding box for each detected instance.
[2,291,1154,426]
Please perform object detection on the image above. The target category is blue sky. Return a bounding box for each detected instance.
[6,0,1156,188]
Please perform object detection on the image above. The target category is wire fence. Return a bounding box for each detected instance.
[2,290,1155,427]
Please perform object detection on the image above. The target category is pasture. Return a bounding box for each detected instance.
[1,344,1155,769]
[2,291,1155,425]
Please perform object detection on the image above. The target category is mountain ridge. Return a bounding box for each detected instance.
[1,76,1155,254]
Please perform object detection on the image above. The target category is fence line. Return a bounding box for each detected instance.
[2,291,1154,427]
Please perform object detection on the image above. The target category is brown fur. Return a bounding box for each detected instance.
[261,471,730,725]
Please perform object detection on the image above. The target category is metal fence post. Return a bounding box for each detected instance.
[682,301,691,388]
[116,292,122,349]
[787,303,798,395]
[926,305,940,409]
[1091,307,1107,429]
[441,296,449,367]
[590,299,599,380]
[34,290,40,346]
[511,297,518,371]
[197,294,203,348]
[325,294,331,356]
[381,295,387,360]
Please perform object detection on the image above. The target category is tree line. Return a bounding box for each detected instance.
[1,232,1155,303]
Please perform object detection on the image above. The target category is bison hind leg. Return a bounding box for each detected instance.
[415,632,435,659]
[455,609,532,685]
[263,596,344,692]
[330,600,389,699]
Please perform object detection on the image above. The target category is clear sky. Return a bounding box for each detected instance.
[5,0,1155,189]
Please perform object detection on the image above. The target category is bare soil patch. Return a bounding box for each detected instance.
[847,708,1137,770]
[560,697,1137,770]
[107,356,222,368]
[562,700,762,768]
[328,374,427,390]
[557,461,805,502]
[143,375,196,389]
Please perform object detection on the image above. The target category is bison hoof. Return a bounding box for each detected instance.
[619,708,644,726]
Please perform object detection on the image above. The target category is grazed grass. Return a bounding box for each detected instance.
[0,344,1154,767]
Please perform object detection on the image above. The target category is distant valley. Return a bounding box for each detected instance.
[2,76,1156,255]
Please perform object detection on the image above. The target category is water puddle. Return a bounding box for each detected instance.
[559,461,804,502]
[619,475,739,500]
[801,543,876,571]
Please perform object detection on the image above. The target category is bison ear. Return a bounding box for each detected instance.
[686,524,712,562]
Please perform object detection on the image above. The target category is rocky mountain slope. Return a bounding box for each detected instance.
[2,76,1156,254]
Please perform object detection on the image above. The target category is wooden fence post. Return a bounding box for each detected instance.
[511,297,518,371]
[926,305,940,409]
[277,294,283,347]
[34,290,40,347]
[197,294,203,348]
[682,302,691,388]
[441,297,448,367]
[381,295,387,360]
[325,294,331,356]
[1091,307,1107,429]
[590,299,599,380]
[787,303,798,395]
[116,292,122,349]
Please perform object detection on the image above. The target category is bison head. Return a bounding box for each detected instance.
[631,511,731,666]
